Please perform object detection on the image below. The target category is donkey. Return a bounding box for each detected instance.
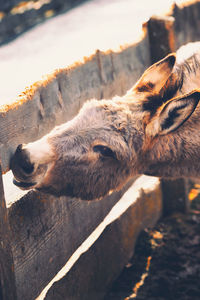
[11,42,200,200]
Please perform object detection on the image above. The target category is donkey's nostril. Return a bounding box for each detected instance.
[11,144,35,176]
[16,144,23,153]
[20,159,34,174]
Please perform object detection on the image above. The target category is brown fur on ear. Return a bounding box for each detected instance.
[135,53,176,94]
[142,72,180,115]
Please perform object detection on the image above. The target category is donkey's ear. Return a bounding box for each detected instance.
[146,91,200,137]
[135,53,176,94]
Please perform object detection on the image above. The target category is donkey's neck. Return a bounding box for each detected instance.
[141,119,200,178]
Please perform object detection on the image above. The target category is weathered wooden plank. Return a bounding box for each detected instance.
[0,167,17,300]
[42,176,162,300]
[7,179,135,300]
[171,0,200,49]
[161,178,189,216]
[146,14,175,63]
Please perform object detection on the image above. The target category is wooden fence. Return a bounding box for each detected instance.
[1,1,200,299]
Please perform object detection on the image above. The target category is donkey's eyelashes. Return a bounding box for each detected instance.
[93,145,116,159]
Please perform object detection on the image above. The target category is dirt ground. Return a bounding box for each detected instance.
[105,185,200,300]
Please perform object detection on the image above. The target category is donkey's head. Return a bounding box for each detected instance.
[11,53,200,199]
[11,99,137,200]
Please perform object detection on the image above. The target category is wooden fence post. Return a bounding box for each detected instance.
[146,15,175,63]
[0,166,17,300]
[146,15,189,215]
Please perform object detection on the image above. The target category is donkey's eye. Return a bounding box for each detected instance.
[93,145,116,159]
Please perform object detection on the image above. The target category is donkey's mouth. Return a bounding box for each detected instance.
[13,178,36,189]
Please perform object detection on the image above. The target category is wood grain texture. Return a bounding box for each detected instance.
[161,178,189,216]
[172,1,200,49]
[8,180,134,300]
[44,177,162,300]
[0,167,17,300]
[147,15,175,63]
